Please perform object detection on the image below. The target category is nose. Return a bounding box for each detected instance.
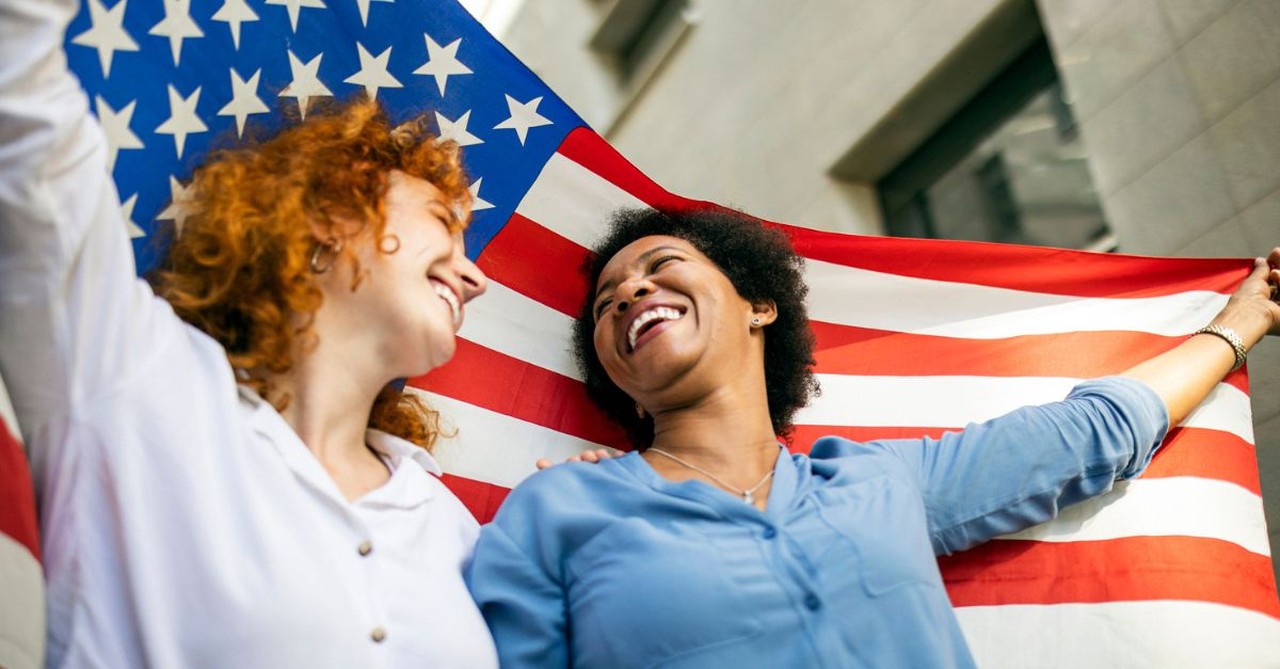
[453,244,488,302]
[613,277,653,313]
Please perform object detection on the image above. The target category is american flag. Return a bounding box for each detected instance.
[28,0,1278,665]
[0,378,42,669]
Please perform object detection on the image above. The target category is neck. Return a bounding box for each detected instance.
[644,383,779,487]
[264,321,396,501]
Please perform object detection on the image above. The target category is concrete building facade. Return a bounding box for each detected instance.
[491,0,1280,583]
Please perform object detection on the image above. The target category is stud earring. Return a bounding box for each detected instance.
[750,316,762,327]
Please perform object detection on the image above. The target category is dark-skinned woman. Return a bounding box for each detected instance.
[466,207,1280,668]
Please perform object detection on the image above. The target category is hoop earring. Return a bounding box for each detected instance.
[310,239,343,274]
[378,234,401,254]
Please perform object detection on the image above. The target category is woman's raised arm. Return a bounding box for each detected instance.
[0,1,187,473]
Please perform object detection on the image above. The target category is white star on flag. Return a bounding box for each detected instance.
[434,110,483,147]
[414,35,472,96]
[148,0,204,67]
[354,0,394,26]
[266,0,326,33]
[71,0,140,78]
[280,51,333,120]
[156,176,197,237]
[468,177,494,211]
[344,44,403,101]
[212,0,260,50]
[120,193,146,239]
[218,68,270,137]
[155,85,208,159]
[493,95,552,145]
[94,96,144,173]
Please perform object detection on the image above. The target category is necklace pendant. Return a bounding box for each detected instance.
[742,491,754,504]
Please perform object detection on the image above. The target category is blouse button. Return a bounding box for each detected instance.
[804,594,822,611]
[357,540,373,557]
[370,627,387,643]
[762,527,777,540]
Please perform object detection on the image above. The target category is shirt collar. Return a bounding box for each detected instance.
[365,429,444,476]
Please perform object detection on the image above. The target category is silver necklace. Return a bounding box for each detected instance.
[647,447,774,504]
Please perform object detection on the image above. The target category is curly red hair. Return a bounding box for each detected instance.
[152,97,469,451]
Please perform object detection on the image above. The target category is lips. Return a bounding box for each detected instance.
[430,278,462,328]
[626,305,685,352]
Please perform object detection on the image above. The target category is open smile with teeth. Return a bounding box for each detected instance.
[627,306,684,351]
[431,279,462,327]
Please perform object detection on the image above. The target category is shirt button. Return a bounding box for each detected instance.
[370,627,387,643]
[357,540,373,557]
[804,594,822,611]
[762,527,777,540]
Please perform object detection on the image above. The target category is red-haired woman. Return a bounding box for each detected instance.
[1,2,496,667]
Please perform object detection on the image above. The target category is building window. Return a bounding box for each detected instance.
[878,37,1114,252]
[591,0,695,85]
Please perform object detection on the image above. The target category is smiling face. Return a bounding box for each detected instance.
[318,170,487,378]
[591,235,772,406]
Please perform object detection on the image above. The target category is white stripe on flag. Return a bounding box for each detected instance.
[0,533,44,669]
[423,391,604,488]
[458,281,581,380]
[996,477,1270,555]
[521,152,1231,338]
[955,600,1280,668]
[0,375,19,441]
[429,394,1263,551]
[458,277,1256,403]
[517,152,648,249]
[803,259,1229,338]
[797,375,1253,443]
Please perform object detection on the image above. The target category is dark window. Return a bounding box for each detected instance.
[590,0,690,83]
[878,37,1114,251]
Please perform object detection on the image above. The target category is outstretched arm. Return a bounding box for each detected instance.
[1123,249,1280,425]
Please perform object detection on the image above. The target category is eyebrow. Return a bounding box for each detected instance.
[427,200,461,229]
[592,244,684,305]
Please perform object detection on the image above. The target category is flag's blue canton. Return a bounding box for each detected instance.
[64,0,585,273]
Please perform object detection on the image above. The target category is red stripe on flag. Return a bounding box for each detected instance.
[784,227,1250,299]
[788,425,1257,494]
[556,128,701,212]
[556,128,1250,299]
[1146,427,1260,494]
[0,420,39,560]
[812,324,1174,379]
[409,338,629,449]
[477,212,591,316]
[441,473,511,525]
[941,536,1280,618]
[810,322,1251,394]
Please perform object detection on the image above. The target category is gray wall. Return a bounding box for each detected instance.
[498,0,1280,583]
[1039,0,1280,579]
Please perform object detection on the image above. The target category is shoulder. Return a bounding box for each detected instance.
[807,435,916,464]
[804,435,928,483]
[495,456,631,521]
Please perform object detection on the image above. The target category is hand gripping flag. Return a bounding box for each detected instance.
[61,0,1279,665]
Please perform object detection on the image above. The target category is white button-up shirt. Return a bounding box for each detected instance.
[0,2,498,667]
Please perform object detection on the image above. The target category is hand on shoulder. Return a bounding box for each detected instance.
[535,448,618,470]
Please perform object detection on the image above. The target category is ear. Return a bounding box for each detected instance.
[750,299,778,327]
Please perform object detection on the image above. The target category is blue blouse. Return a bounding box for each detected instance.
[466,377,1168,668]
